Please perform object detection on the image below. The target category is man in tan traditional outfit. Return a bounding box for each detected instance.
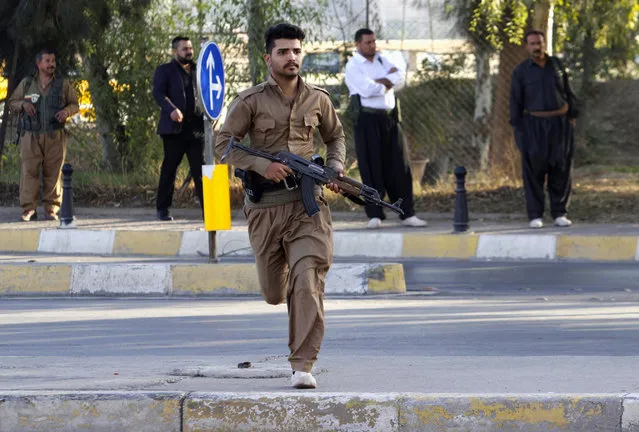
[9,48,78,221]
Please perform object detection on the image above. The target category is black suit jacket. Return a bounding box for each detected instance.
[153,59,204,136]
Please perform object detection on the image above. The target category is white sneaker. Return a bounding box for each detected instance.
[554,216,572,227]
[367,217,382,229]
[291,371,316,389]
[529,218,543,229]
[401,216,428,227]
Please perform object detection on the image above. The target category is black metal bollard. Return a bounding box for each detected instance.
[59,163,76,228]
[453,166,469,233]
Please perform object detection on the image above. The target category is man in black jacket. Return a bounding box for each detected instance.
[153,36,205,221]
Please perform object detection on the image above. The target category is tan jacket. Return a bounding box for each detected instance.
[215,75,346,176]
[9,75,79,118]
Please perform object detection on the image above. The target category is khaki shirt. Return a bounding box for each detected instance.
[9,75,79,119]
[215,75,346,176]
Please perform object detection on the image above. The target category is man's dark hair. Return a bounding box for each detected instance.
[524,30,545,44]
[35,48,56,63]
[264,23,305,54]
[172,36,190,50]
[355,28,374,42]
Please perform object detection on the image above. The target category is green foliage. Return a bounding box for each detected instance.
[555,0,639,87]
[444,0,529,50]
[82,0,170,174]
[237,0,328,85]
[414,53,470,81]
[406,58,475,163]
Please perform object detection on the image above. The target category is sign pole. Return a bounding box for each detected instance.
[197,41,229,264]
[203,119,218,263]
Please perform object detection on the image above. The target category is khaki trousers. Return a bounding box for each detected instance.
[19,130,67,214]
[245,196,333,373]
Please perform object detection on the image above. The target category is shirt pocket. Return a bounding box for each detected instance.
[523,77,541,91]
[304,113,319,143]
[251,117,275,148]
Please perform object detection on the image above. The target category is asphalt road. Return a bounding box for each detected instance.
[1,260,639,394]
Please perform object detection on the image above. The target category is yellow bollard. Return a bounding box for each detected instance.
[202,164,231,231]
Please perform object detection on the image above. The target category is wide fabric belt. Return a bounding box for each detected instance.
[360,106,393,115]
[524,104,569,118]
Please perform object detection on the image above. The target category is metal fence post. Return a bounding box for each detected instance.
[59,163,76,229]
[453,166,469,233]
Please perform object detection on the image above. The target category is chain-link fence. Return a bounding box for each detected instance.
[304,15,639,189]
[2,2,638,207]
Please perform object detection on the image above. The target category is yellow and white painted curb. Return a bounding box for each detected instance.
[1,392,637,431]
[2,229,639,261]
[0,262,405,296]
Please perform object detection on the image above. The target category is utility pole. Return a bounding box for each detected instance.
[366,0,369,28]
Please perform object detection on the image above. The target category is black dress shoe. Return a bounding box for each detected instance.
[156,210,173,221]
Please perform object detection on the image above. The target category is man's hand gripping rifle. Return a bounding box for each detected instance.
[221,137,404,218]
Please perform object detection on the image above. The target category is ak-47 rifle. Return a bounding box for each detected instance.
[221,137,404,217]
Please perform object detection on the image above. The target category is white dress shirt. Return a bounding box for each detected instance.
[344,52,405,110]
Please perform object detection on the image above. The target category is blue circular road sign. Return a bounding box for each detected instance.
[197,42,225,120]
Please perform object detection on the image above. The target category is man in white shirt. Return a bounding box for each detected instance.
[344,28,427,229]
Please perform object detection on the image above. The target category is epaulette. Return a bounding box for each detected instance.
[238,83,267,100]
[309,84,330,96]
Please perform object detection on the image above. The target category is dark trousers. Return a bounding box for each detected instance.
[521,151,572,220]
[515,116,573,220]
[156,133,204,213]
[354,111,415,220]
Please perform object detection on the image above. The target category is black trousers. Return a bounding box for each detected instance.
[516,117,573,220]
[354,111,415,220]
[156,133,204,213]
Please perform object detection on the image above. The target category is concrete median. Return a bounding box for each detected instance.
[0,262,406,296]
[2,228,638,261]
[2,392,638,431]
[0,392,184,432]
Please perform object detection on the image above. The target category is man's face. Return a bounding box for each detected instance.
[37,54,56,76]
[264,39,303,80]
[357,33,376,59]
[526,34,545,60]
[174,40,194,64]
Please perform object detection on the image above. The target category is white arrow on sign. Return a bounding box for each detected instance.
[206,52,223,108]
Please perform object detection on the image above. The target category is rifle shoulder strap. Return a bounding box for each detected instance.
[550,56,569,96]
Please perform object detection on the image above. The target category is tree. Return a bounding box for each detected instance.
[555,0,639,96]
[244,0,328,85]
[81,0,160,172]
[443,0,500,171]
[0,0,94,156]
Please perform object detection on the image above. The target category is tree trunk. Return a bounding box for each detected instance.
[0,41,20,158]
[489,40,526,178]
[580,29,596,97]
[473,46,493,172]
[531,0,551,33]
[247,0,266,86]
[86,56,121,171]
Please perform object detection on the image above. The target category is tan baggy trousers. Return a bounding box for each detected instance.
[245,196,333,373]
[19,130,67,214]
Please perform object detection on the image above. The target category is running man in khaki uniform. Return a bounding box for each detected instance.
[9,48,79,221]
[215,23,346,389]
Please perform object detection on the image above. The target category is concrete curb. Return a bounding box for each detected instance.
[2,228,639,261]
[1,392,638,431]
[0,262,405,296]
